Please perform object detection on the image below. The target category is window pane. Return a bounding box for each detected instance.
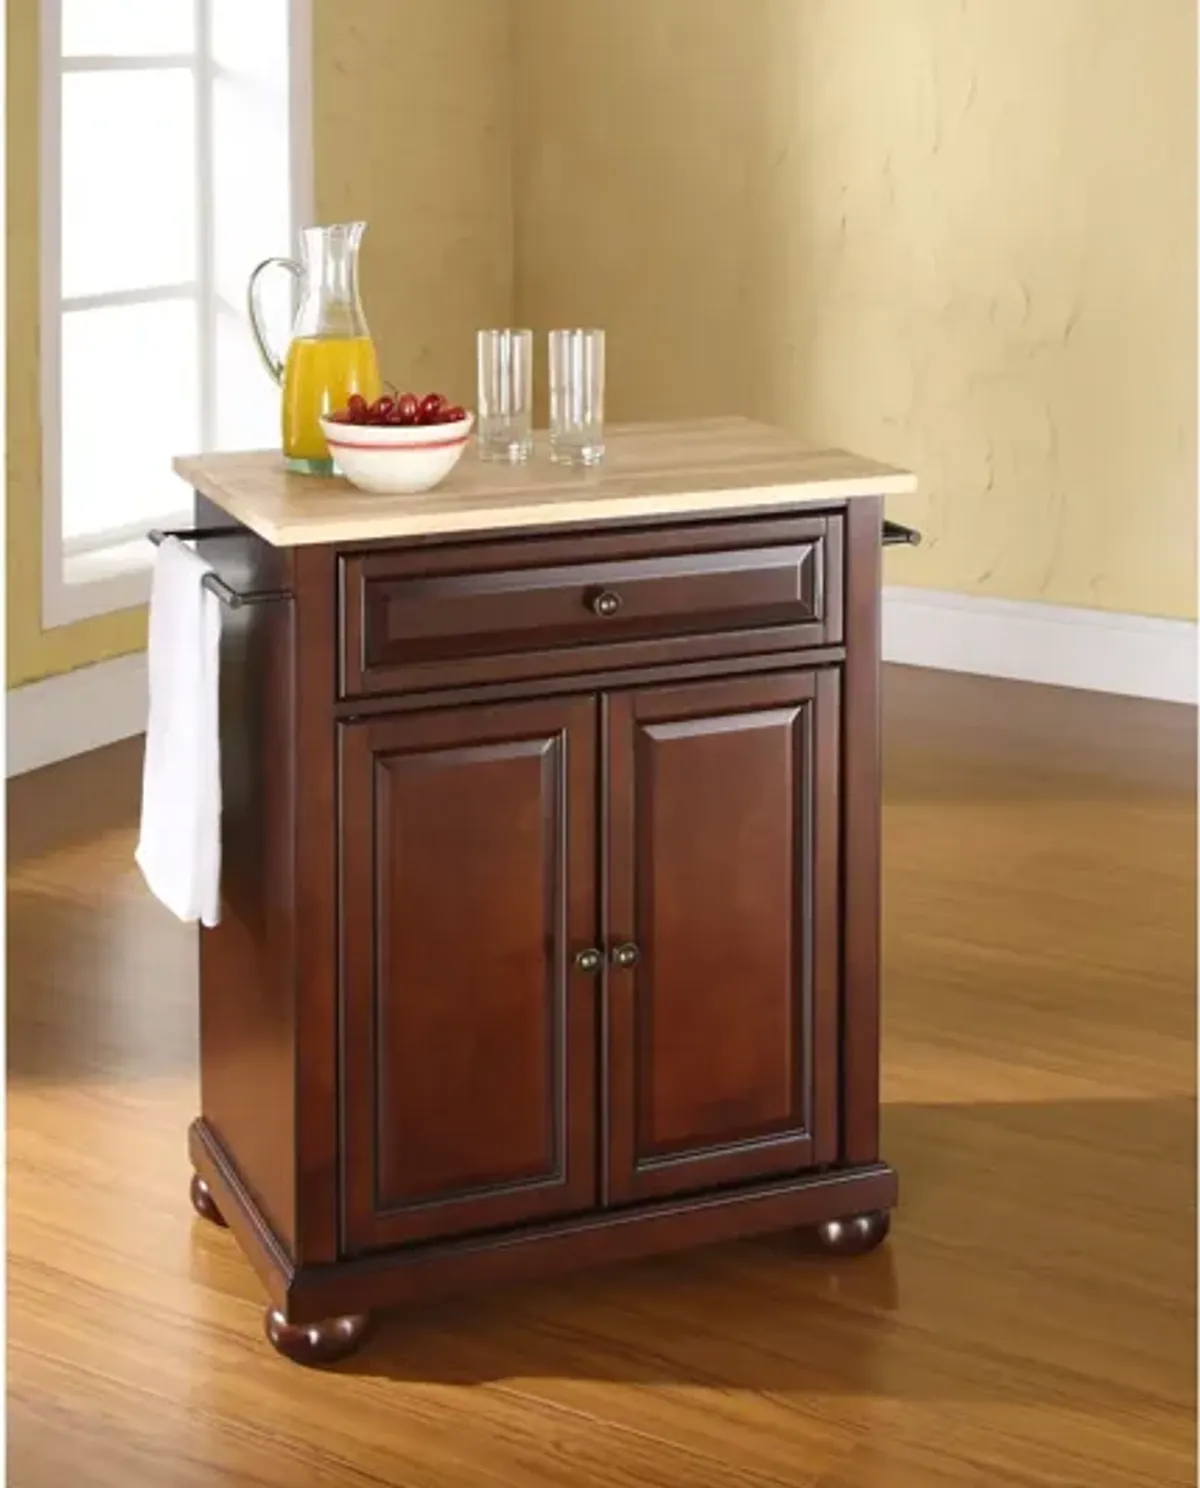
[61,301,198,541]
[211,0,289,79]
[215,305,282,451]
[62,70,196,299]
[62,0,194,58]
[212,70,292,309]
[209,0,293,451]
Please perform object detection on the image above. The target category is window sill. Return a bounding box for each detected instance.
[43,535,157,628]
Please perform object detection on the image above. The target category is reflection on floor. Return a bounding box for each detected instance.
[7,664,1196,1487]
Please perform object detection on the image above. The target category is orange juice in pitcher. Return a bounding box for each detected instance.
[282,336,380,466]
[248,222,380,474]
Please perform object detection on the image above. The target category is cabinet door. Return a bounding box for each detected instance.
[340,697,598,1252]
[605,670,840,1204]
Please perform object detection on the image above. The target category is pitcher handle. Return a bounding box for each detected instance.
[247,256,302,385]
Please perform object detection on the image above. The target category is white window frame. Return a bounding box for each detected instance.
[39,0,313,629]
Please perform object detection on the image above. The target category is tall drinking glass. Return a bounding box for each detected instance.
[549,329,606,466]
[476,329,533,462]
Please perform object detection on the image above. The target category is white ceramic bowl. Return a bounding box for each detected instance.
[319,413,474,495]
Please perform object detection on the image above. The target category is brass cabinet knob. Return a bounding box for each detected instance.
[611,942,640,969]
[591,590,622,618]
[574,948,603,974]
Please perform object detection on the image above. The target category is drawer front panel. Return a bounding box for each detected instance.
[341,514,842,698]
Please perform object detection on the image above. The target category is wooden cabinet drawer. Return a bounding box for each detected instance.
[340,513,843,698]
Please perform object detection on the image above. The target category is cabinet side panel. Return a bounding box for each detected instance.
[194,496,297,1253]
[293,544,341,1263]
[842,495,884,1163]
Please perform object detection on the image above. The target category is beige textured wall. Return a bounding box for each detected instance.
[312,0,512,409]
[7,0,514,686]
[514,0,1198,619]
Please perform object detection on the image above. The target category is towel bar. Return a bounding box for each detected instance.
[148,521,920,603]
[882,520,921,547]
[147,528,293,611]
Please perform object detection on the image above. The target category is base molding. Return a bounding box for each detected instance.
[189,1119,897,1328]
[883,586,1197,704]
[188,1120,293,1311]
[6,651,147,777]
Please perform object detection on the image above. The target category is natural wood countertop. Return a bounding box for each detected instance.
[173,417,917,548]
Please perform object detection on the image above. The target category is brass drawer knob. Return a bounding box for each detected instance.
[590,590,622,618]
[611,942,640,969]
[574,948,603,974]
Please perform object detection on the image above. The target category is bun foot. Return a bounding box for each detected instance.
[189,1173,227,1228]
[814,1208,891,1256]
[264,1308,370,1366]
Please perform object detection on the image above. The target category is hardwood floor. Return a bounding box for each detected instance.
[7,665,1195,1487]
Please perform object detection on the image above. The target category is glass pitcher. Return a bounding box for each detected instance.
[248,221,381,475]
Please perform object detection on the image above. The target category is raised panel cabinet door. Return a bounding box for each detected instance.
[339,697,599,1253]
[604,669,840,1204]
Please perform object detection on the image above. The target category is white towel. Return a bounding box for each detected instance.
[135,537,223,927]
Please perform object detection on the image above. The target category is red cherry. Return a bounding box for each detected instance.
[368,396,394,423]
[419,392,445,423]
[441,405,467,423]
[396,392,419,424]
[346,393,369,423]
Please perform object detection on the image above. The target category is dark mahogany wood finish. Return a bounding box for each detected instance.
[192,498,299,1252]
[604,669,841,1202]
[190,1115,896,1327]
[187,494,897,1357]
[340,512,842,699]
[814,1209,892,1256]
[339,697,599,1250]
[189,1173,227,1228]
[840,495,885,1164]
[292,543,342,1264]
[264,1308,370,1366]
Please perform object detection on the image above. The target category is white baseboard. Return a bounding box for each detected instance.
[883,586,1198,704]
[6,651,147,778]
[3,592,1194,778]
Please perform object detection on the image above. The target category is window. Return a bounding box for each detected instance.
[40,0,311,626]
